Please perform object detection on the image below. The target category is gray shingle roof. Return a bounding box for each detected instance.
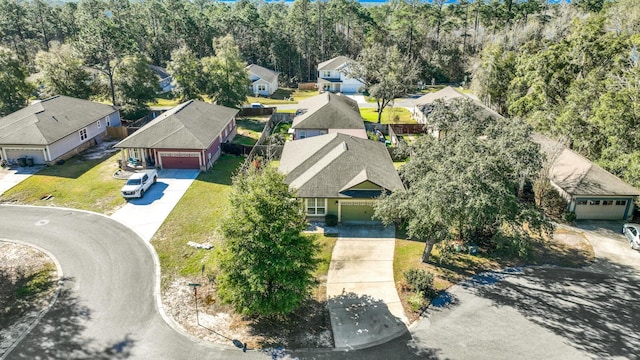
[415,86,503,121]
[0,95,118,145]
[532,133,639,197]
[246,64,278,84]
[414,86,467,106]
[114,100,238,150]
[317,56,354,71]
[279,133,404,198]
[292,93,364,130]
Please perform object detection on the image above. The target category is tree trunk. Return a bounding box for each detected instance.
[421,241,435,263]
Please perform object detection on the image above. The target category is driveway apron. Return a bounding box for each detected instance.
[326,225,408,349]
[111,169,199,242]
[0,166,43,196]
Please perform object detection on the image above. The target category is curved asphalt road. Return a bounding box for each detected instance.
[1,206,265,359]
[5,205,639,360]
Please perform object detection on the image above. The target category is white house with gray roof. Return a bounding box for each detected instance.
[0,95,120,165]
[317,56,364,94]
[115,100,237,170]
[279,133,403,223]
[291,92,367,140]
[533,134,639,220]
[246,64,279,97]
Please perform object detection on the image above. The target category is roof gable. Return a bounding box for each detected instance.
[318,56,355,71]
[115,100,238,150]
[279,133,404,198]
[292,93,364,130]
[532,134,640,197]
[246,64,278,84]
[0,96,117,145]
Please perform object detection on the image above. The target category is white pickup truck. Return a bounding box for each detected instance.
[121,169,157,199]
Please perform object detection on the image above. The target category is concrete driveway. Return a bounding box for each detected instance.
[110,169,199,242]
[0,166,43,196]
[410,221,640,360]
[326,225,408,349]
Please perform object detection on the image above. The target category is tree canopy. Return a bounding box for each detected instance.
[375,99,552,262]
[217,167,318,317]
[0,49,33,117]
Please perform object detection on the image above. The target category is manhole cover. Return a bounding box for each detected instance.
[35,219,49,226]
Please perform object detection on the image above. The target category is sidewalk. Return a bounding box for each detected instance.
[326,225,408,349]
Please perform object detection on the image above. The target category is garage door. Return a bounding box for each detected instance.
[159,152,201,169]
[340,200,378,223]
[4,148,46,164]
[574,199,630,220]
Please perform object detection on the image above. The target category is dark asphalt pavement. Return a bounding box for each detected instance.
[3,206,639,359]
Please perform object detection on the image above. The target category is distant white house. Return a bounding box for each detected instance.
[246,64,279,97]
[316,56,364,94]
[149,65,174,93]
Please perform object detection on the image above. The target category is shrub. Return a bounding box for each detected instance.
[562,211,577,223]
[407,291,426,312]
[325,214,338,227]
[403,268,436,298]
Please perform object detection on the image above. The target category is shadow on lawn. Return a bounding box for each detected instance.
[6,278,135,359]
[472,263,640,358]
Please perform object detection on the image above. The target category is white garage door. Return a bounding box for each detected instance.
[4,148,47,164]
[574,199,629,220]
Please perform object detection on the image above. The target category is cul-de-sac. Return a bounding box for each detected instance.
[1,0,639,359]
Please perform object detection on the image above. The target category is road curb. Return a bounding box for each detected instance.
[0,238,64,360]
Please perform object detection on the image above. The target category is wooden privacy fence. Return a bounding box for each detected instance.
[237,107,276,117]
[106,126,129,139]
[297,82,317,90]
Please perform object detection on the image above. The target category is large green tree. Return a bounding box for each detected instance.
[167,46,203,101]
[201,35,249,108]
[350,43,420,123]
[113,53,158,116]
[217,167,318,317]
[375,99,551,262]
[0,49,33,117]
[35,42,92,99]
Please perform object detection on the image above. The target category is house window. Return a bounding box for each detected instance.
[257,84,266,91]
[602,200,614,206]
[588,200,600,206]
[576,200,588,205]
[616,200,627,206]
[319,130,327,135]
[105,116,111,126]
[306,198,326,215]
[299,130,306,139]
[79,128,88,141]
[322,71,331,78]
[97,120,102,128]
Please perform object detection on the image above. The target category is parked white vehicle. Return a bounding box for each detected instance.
[121,169,157,199]
[623,223,640,250]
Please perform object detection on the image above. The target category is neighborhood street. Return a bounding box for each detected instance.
[4,205,640,359]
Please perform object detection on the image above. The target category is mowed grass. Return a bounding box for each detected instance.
[0,153,126,214]
[247,88,319,105]
[361,107,414,124]
[234,117,269,145]
[151,155,244,286]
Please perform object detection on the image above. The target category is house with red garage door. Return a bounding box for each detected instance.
[115,100,238,170]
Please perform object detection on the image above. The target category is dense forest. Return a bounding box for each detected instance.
[0,0,639,187]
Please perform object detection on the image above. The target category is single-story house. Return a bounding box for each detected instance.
[0,95,121,165]
[279,133,404,223]
[291,92,367,140]
[412,86,502,139]
[149,65,174,93]
[317,56,364,94]
[246,64,279,97]
[533,134,639,220]
[114,100,238,170]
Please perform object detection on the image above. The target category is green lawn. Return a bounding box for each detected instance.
[151,155,244,286]
[361,107,415,124]
[247,88,319,105]
[234,117,270,145]
[0,152,126,214]
[314,234,337,278]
